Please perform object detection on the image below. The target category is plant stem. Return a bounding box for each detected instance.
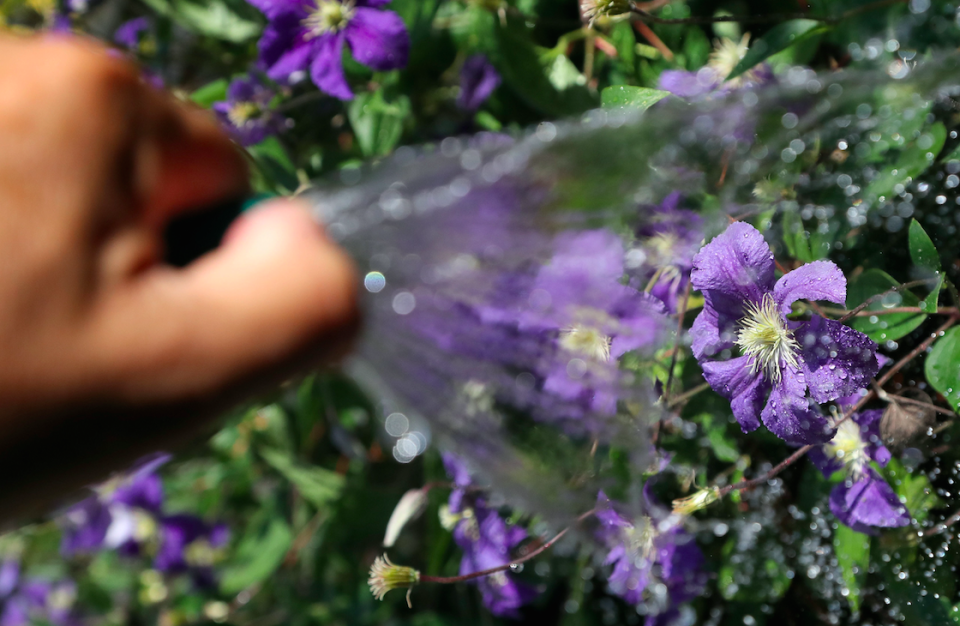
[664,280,693,404]
[837,278,939,323]
[630,0,906,25]
[420,510,595,585]
[667,381,711,409]
[822,306,957,317]
[717,445,812,498]
[922,508,960,537]
[883,394,956,417]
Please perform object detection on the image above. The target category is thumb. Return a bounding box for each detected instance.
[94,198,360,403]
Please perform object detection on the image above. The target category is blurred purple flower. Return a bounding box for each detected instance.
[60,453,169,556]
[247,0,409,100]
[213,75,288,146]
[691,222,878,445]
[631,192,704,313]
[595,488,705,619]
[442,454,537,617]
[505,230,668,415]
[458,55,500,111]
[156,515,230,588]
[0,560,81,626]
[808,405,910,533]
[114,17,152,49]
[658,35,774,99]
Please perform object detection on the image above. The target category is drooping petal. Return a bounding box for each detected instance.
[458,55,501,111]
[690,303,726,359]
[760,366,835,445]
[796,315,878,403]
[259,10,309,71]
[344,7,409,71]
[310,33,353,99]
[266,36,314,83]
[773,260,847,316]
[691,221,776,305]
[830,468,910,531]
[701,356,767,433]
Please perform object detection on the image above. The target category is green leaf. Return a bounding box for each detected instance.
[141,0,262,42]
[347,89,411,158]
[699,413,740,463]
[881,458,942,524]
[259,448,344,509]
[847,269,926,343]
[908,219,942,313]
[882,569,955,625]
[727,20,830,81]
[834,525,869,613]
[717,535,791,603]
[489,16,596,117]
[600,86,671,112]
[248,137,299,194]
[865,122,947,202]
[782,210,813,262]
[190,79,229,108]
[219,517,292,594]
[925,326,960,414]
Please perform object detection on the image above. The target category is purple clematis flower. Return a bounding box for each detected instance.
[808,401,910,533]
[247,0,409,100]
[114,17,152,50]
[156,515,230,588]
[458,55,501,111]
[213,76,289,146]
[60,453,170,556]
[595,487,705,620]
[690,222,878,445]
[509,230,668,415]
[442,454,537,617]
[0,560,82,626]
[632,192,704,313]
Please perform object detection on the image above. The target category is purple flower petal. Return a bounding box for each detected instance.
[691,221,775,305]
[795,315,878,403]
[701,356,767,433]
[246,0,305,19]
[310,33,353,100]
[458,55,501,111]
[114,17,151,49]
[345,7,409,71]
[807,445,844,478]
[830,468,910,531]
[268,37,316,82]
[690,302,730,359]
[773,260,847,316]
[658,68,721,98]
[761,366,835,445]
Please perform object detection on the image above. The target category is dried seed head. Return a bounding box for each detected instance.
[880,389,936,452]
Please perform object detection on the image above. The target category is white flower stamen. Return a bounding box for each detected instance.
[304,0,355,38]
[560,326,612,362]
[825,419,869,477]
[735,293,799,383]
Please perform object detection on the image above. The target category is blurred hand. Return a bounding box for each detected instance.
[0,34,359,520]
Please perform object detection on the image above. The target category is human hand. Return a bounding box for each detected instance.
[0,34,359,520]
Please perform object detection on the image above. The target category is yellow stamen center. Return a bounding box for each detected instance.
[735,293,799,383]
[304,0,355,37]
[227,102,262,127]
[824,419,868,476]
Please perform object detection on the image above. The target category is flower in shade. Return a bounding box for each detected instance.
[441,454,536,617]
[808,399,910,533]
[595,487,705,621]
[60,453,169,556]
[690,222,878,445]
[458,55,500,111]
[155,515,230,588]
[631,192,704,313]
[658,34,774,99]
[213,76,289,146]
[114,17,152,51]
[0,560,82,626]
[247,0,409,100]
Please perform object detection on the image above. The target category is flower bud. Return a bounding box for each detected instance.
[368,555,420,607]
[672,487,720,515]
[383,488,428,548]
